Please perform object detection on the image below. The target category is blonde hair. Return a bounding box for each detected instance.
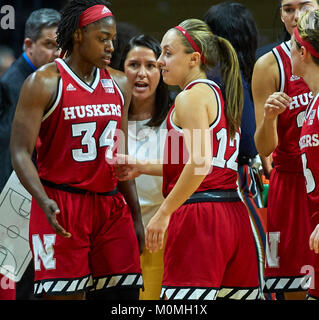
[296,9,319,65]
[176,18,243,139]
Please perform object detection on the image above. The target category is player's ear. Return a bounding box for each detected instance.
[189,52,201,67]
[73,28,83,44]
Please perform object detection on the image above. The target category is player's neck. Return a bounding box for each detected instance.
[129,95,155,121]
[64,55,96,85]
[179,69,207,90]
[303,65,319,97]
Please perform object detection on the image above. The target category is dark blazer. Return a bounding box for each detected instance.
[0,55,34,191]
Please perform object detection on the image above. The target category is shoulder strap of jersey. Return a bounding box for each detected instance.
[272,41,291,92]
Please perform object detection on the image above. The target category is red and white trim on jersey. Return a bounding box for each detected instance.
[56,58,100,93]
[272,41,291,92]
[42,78,63,122]
[168,79,222,133]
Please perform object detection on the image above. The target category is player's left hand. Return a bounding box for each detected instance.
[309,224,319,254]
[145,210,170,253]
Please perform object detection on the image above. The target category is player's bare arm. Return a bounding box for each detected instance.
[10,63,71,238]
[145,85,216,253]
[252,51,288,157]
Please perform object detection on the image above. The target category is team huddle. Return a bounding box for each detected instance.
[1,0,319,301]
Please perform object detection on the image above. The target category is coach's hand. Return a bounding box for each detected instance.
[41,198,72,238]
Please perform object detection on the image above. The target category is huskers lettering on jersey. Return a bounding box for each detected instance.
[272,41,313,172]
[162,79,240,198]
[300,93,319,216]
[36,58,125,193]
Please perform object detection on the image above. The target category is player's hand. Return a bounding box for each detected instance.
[145,210,170,253]
[264,92,291,121]
[309,224,319,254]
[113,154,142,181]
[41,198,71,238]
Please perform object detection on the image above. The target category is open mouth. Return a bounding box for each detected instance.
[134,82,149,89]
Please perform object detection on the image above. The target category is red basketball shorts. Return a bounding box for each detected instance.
[265,168,314,293]
[161,200,260,300]
[29,186,142,296]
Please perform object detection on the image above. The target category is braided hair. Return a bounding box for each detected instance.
[56,0,111,54]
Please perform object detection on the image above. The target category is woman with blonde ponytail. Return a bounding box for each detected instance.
[114,18,260,300]
[290,9,319,300]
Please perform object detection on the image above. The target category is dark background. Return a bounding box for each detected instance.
[0,0,285,57]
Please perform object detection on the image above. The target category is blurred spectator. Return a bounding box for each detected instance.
[0,46,15,77]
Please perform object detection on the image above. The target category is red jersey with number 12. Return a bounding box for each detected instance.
[299,93,319,219]
[36,58,124,192]
[272,41,313,172]
[162,79,240,198]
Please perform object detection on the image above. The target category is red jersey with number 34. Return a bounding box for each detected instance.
[162,79,240,198]
[299,93,319,220]
[36,58,124,192]
[272,41,313,172]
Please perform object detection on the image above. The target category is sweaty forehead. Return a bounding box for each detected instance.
[85,16,116,34]
[161,29,182,49]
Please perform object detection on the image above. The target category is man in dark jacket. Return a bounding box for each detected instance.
[0,8,60,300]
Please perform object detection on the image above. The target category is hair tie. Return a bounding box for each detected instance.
[174,26,207,64]
[293,27,319,59]
[79,5,113,29]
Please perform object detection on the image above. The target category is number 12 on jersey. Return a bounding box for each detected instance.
[212,127,240,171]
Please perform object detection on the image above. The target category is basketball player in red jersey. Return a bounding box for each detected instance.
[252,0,319,299]
[115,18,260,300]
[10,0,144,300]
[289,9,319,299]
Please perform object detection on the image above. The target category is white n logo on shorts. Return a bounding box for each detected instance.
[265,232,280,268]
[32,234,56,271]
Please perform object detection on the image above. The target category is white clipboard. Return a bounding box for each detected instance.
[0,171,32,282]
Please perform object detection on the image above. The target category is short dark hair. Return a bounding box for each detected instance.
[57,0,111,54]
[203,2,258,83]
[122,34,171,128]
[24,8,61,41]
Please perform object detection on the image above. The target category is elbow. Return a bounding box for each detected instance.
[254,135,274,158]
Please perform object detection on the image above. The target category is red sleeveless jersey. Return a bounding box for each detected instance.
[272,41,313,172]
[36,58,124,192]
[162,79,240,198]
[299,93,319,218]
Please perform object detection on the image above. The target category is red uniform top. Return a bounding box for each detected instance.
[36,58,124,193]
[272,41,313,172]
[162,79,240,198]
[299,93,319,219]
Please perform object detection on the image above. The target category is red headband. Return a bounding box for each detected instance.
[293,27,319,59]
[79,4,113,28]
[174,26,207,64]
[60,5,113,58]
